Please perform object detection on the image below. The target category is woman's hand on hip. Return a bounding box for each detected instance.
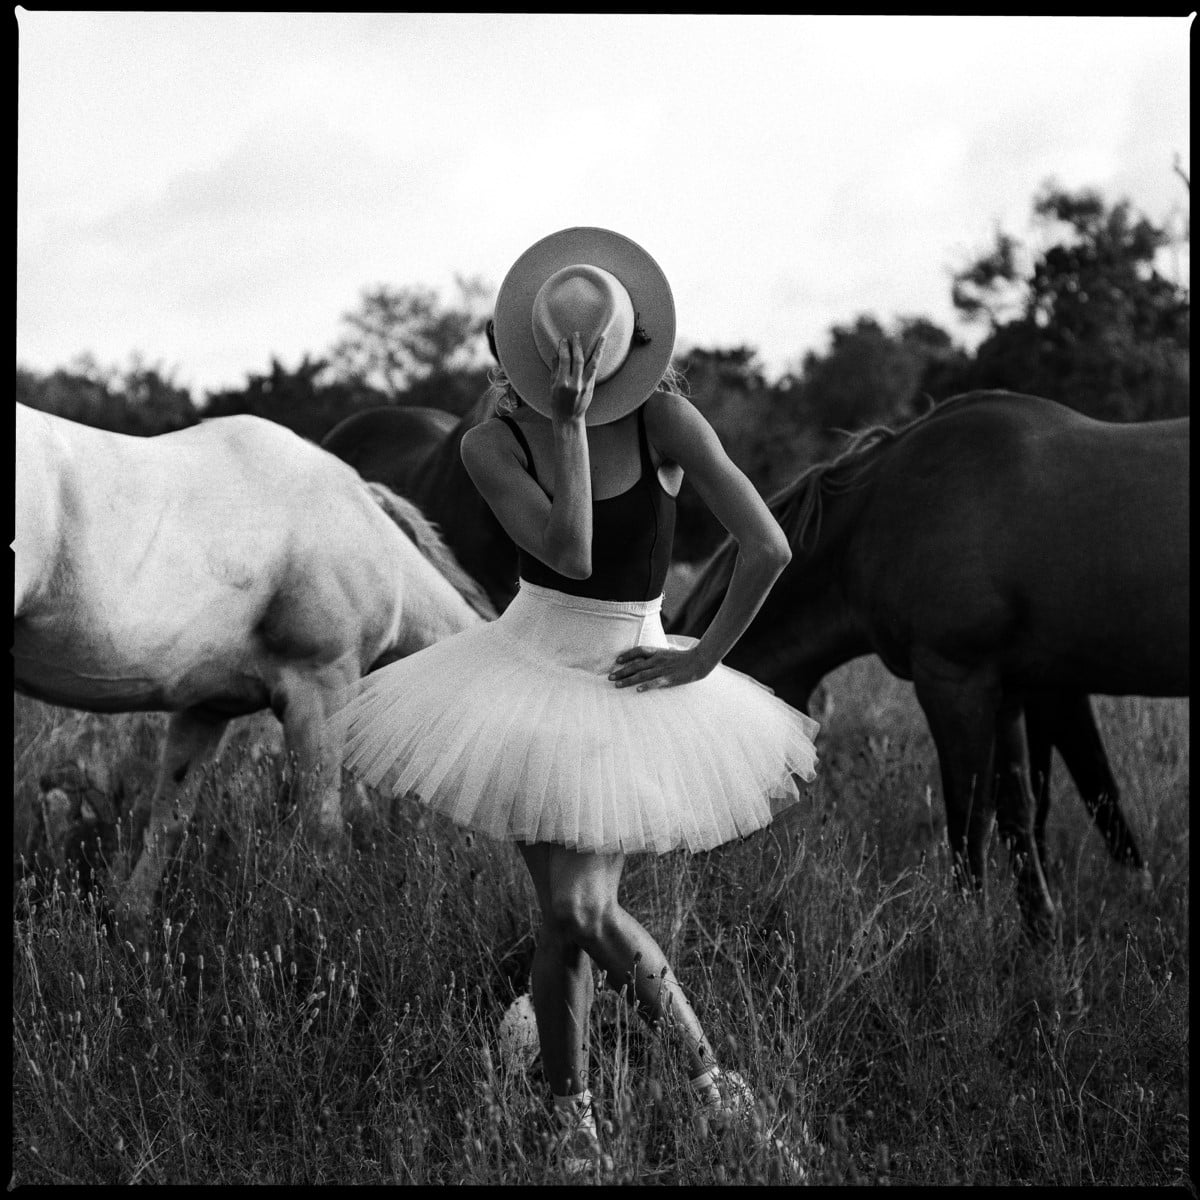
[550,332,605,423]
[608,645,714,691]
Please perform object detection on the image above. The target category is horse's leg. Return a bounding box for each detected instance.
[1033,692,1147,876]
[911,657,1002,905]
[1022,695,1057,872]
[274,661,359,846]
[118,708,229,930]
[992,698,1058,938]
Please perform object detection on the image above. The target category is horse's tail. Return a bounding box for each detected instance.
[363,482,497,620]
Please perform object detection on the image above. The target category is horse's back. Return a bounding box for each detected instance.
[27,410,382,560]
[856,392,1189,693]
[14,408,412,710]
[884,392,1187,558]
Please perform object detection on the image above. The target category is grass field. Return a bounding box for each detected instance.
[10,658,1191,1186]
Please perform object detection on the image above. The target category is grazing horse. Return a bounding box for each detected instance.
[321,394,521,611]
[670,391,1189,932]
[13,403,496,923]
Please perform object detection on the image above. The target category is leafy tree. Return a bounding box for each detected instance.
[329,274,494,414]
[950,230,1024,329]
[791,314,968,437]
[670,345,814,560]
[201,355,390,443]
[896,316,974,405]
[950,182,1189,421]
[668,321,968,561]
[16,353,198,436]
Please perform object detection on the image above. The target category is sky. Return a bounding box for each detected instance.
[16,12,1192,398]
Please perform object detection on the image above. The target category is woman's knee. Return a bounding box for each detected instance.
[546,885,616,946]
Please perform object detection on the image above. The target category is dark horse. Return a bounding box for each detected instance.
[322,394,519,611]
[670,391,1189,932]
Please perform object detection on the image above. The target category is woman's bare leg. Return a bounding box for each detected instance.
[518,841,718,1091]
[519,842,597,1097]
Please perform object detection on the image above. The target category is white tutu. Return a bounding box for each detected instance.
[335,580,819,855]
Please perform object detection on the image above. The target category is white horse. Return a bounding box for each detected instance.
[14,402,495,921]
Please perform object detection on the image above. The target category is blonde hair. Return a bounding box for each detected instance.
[486,360,690,417]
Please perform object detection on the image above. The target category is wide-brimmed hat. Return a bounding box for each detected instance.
[492,227,676,426]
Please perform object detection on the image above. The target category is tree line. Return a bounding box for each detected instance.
[17,183,1189,561]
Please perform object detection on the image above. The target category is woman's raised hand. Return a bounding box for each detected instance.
[550,332,605,423]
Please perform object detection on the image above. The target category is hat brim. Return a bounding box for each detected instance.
[493,227,675,426]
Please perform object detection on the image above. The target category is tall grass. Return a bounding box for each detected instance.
[11,661,1191,1186]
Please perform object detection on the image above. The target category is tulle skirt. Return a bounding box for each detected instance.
[335,580,819,855]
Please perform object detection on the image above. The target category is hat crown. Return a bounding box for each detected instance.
[531,264,635,383]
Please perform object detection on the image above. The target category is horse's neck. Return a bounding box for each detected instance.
[731,567,866,702]
[725,478,875,697]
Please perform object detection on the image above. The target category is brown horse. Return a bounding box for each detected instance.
[670,391,1189,932]
[321,396,520,611]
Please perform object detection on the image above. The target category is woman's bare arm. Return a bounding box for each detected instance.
[609,390,791,689]
[461,333,603,579]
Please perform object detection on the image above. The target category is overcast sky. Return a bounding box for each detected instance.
[16,12,1192,397]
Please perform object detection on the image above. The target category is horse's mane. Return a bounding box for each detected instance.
[364,482,497,620]
[671,393,978,634]
[769,425,894,554]
[771,392,977,551]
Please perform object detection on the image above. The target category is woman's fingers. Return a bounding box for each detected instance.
[571,332,585,385]
[550,330,607,419]
[583,333,606,384]
[609,648,672,687]
[610,646,654,669]
[552,336,569,384]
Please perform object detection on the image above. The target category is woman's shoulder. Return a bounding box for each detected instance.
[462,409,538,474]
[643,389,715,451]
[462,412,512,462]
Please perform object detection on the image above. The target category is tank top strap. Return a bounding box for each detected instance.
[636,402,654,472]
[496,413,538,483]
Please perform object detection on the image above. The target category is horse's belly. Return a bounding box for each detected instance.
[13,634,171,710]
[1007,633,1190,698]
[12,620,269,714]
[987,587,1187,699]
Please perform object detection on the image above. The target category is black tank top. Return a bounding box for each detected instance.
[497,407,676,602]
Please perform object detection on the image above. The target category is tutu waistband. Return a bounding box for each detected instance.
[516,578,664,618]
[500,579,672,673]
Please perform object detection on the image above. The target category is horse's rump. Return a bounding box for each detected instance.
[320,405,459,496]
